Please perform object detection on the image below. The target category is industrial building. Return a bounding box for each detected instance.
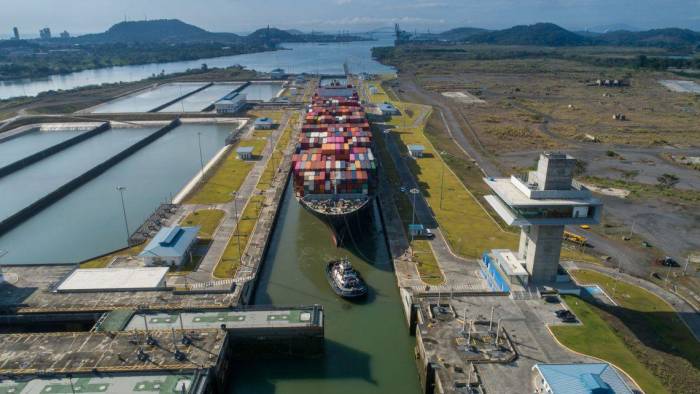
[56,267,170,292]
[379,102,400,116]
[532,363,634,394]
[484,153,602,283]
[139,225,199,267]
[214,92,247,114]
[236,146,255,160]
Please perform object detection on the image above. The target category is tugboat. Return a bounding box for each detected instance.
[325,258,368,298]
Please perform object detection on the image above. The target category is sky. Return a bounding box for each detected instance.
[1,0,699,36]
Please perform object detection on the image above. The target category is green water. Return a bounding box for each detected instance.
[230,182,421,394]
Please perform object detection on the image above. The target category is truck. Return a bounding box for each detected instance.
[408,224,434,239]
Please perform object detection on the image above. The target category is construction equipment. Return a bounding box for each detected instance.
[563,231,587,246]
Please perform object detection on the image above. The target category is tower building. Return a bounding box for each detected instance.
[483,153,602,283]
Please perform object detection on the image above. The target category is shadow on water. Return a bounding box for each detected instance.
[230,339,376,394]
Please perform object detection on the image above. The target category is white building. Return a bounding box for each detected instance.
[532,363,634,394]
[139,226,200,267]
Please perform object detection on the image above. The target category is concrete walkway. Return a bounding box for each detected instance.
[563,261,700,341]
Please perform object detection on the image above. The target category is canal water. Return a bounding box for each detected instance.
[0,127,86,167]
[230,182,420,394]
[0,127,157,222]
[0,39,395,99]
[0,123,236,264]
[91,82,208,113]
[159,83,244,113]
[239,82,284,102]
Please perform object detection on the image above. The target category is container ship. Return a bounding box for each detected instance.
[291,79,377,246]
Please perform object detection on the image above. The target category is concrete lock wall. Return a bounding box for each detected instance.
[0,119,182,237]
[0,122,111,179]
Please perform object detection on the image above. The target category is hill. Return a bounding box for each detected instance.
[432,27,489,41]
[599,28,700,49]
[76,19,241,44]
[469,23,591,46]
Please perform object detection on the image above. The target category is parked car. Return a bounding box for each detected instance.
[657,257,680,267]
[544,295,560,304]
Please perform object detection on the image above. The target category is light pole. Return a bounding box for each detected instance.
[197,132,205,182]
[116,186,130,245]
[439,151,446,210]
[410,188,419,245]
[231,191,242,266]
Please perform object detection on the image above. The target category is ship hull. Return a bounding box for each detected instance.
[299,197,374,247]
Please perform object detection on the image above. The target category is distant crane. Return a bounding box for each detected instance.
[394,24,412,46]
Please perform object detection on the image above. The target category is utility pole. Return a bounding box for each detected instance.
[440,151,446,210]
[116,186,130,245]
[197,132,205,182]
[232,191,242,266]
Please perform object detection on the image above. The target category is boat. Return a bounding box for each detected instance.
[292,77,377,246]
[325,258,368,298]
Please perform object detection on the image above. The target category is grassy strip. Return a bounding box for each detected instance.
[80,244,145,268]
[180,209,225,239]
[214,195,265,278]
[570,269,700,391]
[552,295,668,394]
[185,138,266,204]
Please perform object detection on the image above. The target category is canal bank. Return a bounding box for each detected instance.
[229,181,421,394]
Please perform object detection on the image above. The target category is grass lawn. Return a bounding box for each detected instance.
[180,209,225,239]
[569,269,700,392]
[413,240,444,285]
[80,244,145,268]
[186,138,266,204]
[214,194,265,278]
[552,295,668,394]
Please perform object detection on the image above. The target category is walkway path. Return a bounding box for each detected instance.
[563,261,700,341]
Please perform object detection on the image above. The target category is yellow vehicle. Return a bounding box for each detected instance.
[564,231,587,246]
[580,224,591,230]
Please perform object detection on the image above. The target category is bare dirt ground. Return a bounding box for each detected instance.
[382,46,700,290]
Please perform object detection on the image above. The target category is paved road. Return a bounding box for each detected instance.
[563,261,700,341]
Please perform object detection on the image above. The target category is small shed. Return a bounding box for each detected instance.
[407,144,425,158]
[380,103,400,116]
[254,117,274,130]
[236,146,255,160]
[369,85,379,95]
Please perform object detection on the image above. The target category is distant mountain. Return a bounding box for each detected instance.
[247,27,296,43]
[75,19,241,44]
[598,28,700,49]
[433,27,489,41]
[285,29,305,36]
[414,23,700,50]
[469,23,591,46]
[587,23,641,33]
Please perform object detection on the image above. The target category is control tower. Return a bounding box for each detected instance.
[484,153,602,283]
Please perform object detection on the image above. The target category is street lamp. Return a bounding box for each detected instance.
[231,191,242,267]
[410,188,420,245]
[439,151,446,210]
[116,186,130,246]
[197,132,205,182]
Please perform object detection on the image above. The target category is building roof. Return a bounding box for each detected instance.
[492,249,528,276]
[56,267,169,292]
[236,146,254,154]
[255,117,273,124]
[485,177,599,207]
[139,226,199,259]
[534,363,634,394]
[407,144,425,151]
[380,103,398,112]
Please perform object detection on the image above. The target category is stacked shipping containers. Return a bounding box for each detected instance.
[292,85,376,196]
